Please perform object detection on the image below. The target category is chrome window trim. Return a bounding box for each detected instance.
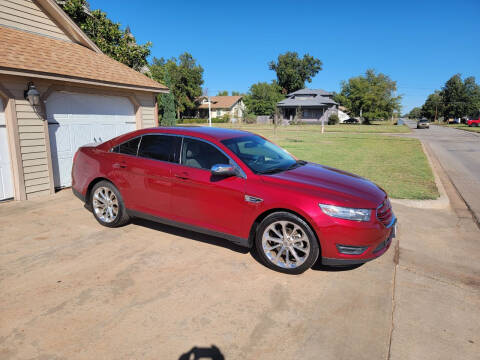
[110,133,182,164]
[109,132,246,178]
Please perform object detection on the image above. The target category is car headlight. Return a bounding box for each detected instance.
[319,204,371,222]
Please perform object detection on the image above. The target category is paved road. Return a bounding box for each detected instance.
[404,120,480,224]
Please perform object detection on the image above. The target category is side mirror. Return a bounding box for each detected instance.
[211,164,237,177]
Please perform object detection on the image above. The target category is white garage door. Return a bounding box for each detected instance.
[0,98,14,200]
[46,92,136,188]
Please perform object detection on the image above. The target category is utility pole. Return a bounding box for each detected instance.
[208,96,212,127]
[203,88,212,127]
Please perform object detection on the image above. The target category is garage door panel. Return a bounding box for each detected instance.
[71,124,93,149]
[0,97,14,200]
[47,92,136,188]
[0,168,6,200]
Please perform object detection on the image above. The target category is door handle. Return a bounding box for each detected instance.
[174,172,189,180]
[113,162,127,169]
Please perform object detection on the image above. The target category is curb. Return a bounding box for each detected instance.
[390,142,450,209]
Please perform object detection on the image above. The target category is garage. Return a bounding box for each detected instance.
[0,98,14,201]
[1,10,167,201]
[46,92,137,188]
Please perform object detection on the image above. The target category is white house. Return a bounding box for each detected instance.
[196,96,245,121]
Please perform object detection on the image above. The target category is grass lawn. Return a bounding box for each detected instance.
[213,125,438,199]
[212,122,411,134]
[439,123,480,133]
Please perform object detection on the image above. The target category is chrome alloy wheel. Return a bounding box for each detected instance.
[92,186,119,223]
[262,221,311,269]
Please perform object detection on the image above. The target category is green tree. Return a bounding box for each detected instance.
[407,107,422,119]
[217,90,228,96]
[463,76,480,118]
[421,91,444,121]
[334,69,402,124]
[440,74,467,119]
[244,81,284,116]
[150,53,204,118]
[160,72,176,126]
[231,91,242,96]
[60,0,151,71]
[269,52,323,94]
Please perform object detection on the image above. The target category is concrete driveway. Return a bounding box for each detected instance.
[404,120,480,224]
[1,181,479,359]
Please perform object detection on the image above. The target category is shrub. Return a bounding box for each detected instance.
[179,116,230,124]
[328,113,339,125]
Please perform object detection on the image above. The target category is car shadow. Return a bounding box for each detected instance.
[131,218,364,273]
[131,218,250,254]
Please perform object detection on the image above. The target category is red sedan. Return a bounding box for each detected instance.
[72,127,396,274]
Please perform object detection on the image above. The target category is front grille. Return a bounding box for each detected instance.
[376,199,393,226]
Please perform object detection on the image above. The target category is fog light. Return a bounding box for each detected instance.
[336,244,368,255]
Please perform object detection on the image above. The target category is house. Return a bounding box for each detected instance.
[338,106,351,123]
[0,0,167,202]
[196,96,245,121]
[277,89,338,124]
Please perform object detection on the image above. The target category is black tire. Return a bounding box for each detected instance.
[90,180,130,227]
[255,212,320,274]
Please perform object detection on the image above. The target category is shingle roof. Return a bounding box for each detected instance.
[198,96,242,109]
[287,88,332,96]
[277,88,337,107]
[0,26,167,92]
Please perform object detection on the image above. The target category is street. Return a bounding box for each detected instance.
[404,120,480,224]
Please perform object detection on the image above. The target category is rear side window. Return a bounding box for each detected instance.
[112,137,141,156]
[138,134,181,162]
[181,138,229,170]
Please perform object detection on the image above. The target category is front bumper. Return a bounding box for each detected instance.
[321,216,397,266]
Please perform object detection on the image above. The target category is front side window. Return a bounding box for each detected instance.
[137,134,181,162]
[181,138,229,170]
[112,137,141,156]
[222,135,298,174]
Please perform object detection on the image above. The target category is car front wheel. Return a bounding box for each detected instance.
[255,212,320,274]
[90,180,130,227]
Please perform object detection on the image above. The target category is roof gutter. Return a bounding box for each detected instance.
[0,67,169,94]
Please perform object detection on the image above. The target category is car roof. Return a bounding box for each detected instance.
[120,126,253,143]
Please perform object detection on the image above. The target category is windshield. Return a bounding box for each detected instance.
[222,135,303,174]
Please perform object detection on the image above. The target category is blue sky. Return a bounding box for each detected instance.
[90,0,479,112]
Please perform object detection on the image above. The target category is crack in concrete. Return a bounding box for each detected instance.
[386,237,400,360]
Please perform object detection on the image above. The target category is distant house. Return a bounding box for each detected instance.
[196,96,245,121]
[277,89,338,124]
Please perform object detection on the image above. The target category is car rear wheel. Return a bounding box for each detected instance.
[90,181,130,227]
[255,212,319,274]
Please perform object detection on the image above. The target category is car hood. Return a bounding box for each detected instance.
[261,163,386,208]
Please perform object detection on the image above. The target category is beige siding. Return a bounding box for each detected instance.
[26,188,49,199]
[137,93,156,128]
[14,95,51,197]
[0,0,72,41]
[0,76,53,199]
